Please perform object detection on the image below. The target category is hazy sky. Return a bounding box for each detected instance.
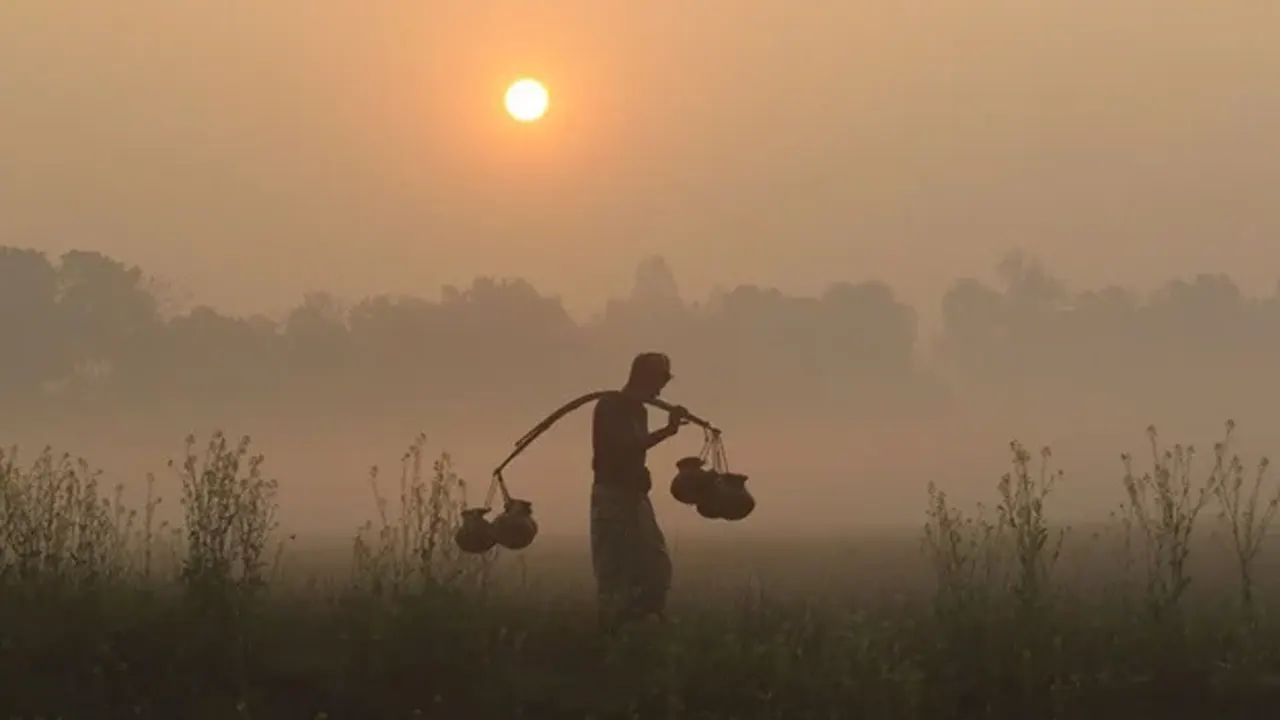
[3,1,1277,320]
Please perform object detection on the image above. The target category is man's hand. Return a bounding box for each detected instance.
[665,405,691,433]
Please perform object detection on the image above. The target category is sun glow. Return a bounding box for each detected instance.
[504,78,549,123]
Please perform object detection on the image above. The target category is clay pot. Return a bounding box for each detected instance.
[714,473,755,521]
[676,456,704,473]
[455,508,497,554]
[671,456,715,506]
[696,496,725,519]
[492,498,539,550]
[695,473,755,521]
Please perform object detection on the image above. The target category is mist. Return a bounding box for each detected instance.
[3,1,1280,543]
[0,244,1276,549]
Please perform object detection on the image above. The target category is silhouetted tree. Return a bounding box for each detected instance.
[818,280,917,377]
[55,250,162,396]
[0,248,67,402]
[4,242,1280,432]
[937,276,1008,381]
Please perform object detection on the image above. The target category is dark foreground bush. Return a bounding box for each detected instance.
[3,425,1280,719]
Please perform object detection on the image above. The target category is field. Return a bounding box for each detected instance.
[4,428,1280,719]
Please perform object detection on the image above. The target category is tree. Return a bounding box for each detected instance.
[0,248,67,397]
[56,250,162,376]
[819,280,918,377]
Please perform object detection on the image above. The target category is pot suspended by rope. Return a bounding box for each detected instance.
[492,498,539,550]
[696,473,756,521]
[714,472,755,521]
[696,495,724,519]
[455,507,498,554]
[671,456,716,505]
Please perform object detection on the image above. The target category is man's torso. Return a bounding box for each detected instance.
[591,392,651,491]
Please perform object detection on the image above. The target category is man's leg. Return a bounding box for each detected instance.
[590,482,644,631]
[633,494,672,619]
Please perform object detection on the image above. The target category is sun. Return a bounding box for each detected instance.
[504,78,549,123]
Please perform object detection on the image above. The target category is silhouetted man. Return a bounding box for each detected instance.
[590,352,689,630]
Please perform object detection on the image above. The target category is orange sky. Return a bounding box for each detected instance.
[2,1,1278,321]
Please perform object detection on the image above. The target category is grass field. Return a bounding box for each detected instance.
[4,425,1280,719]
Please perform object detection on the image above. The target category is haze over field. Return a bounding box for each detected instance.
[3,1,1279,540]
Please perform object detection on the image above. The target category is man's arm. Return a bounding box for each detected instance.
[642,423,679,450]
[593,395,678,456]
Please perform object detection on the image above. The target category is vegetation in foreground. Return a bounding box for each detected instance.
[3,423,1280,719]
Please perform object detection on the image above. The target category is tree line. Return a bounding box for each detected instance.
[3,245,1278,427]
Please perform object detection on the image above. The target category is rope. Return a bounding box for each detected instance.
[698,428,716,465]
[483,471,511,511]
[699,427,730,474]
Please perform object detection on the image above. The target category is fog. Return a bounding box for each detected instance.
[3,246,1277,543]
[3,2,1279,541]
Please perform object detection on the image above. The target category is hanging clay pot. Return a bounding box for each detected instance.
[714,473,755,521]
[671,456,715,506]
[696,499,724,519]
[696,476,726,519]
[455,507,497,554]
[492,498,539,550]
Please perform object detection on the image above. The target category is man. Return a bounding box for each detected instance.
[590,352,690,630]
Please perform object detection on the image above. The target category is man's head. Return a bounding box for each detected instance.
[624,352,673,399]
